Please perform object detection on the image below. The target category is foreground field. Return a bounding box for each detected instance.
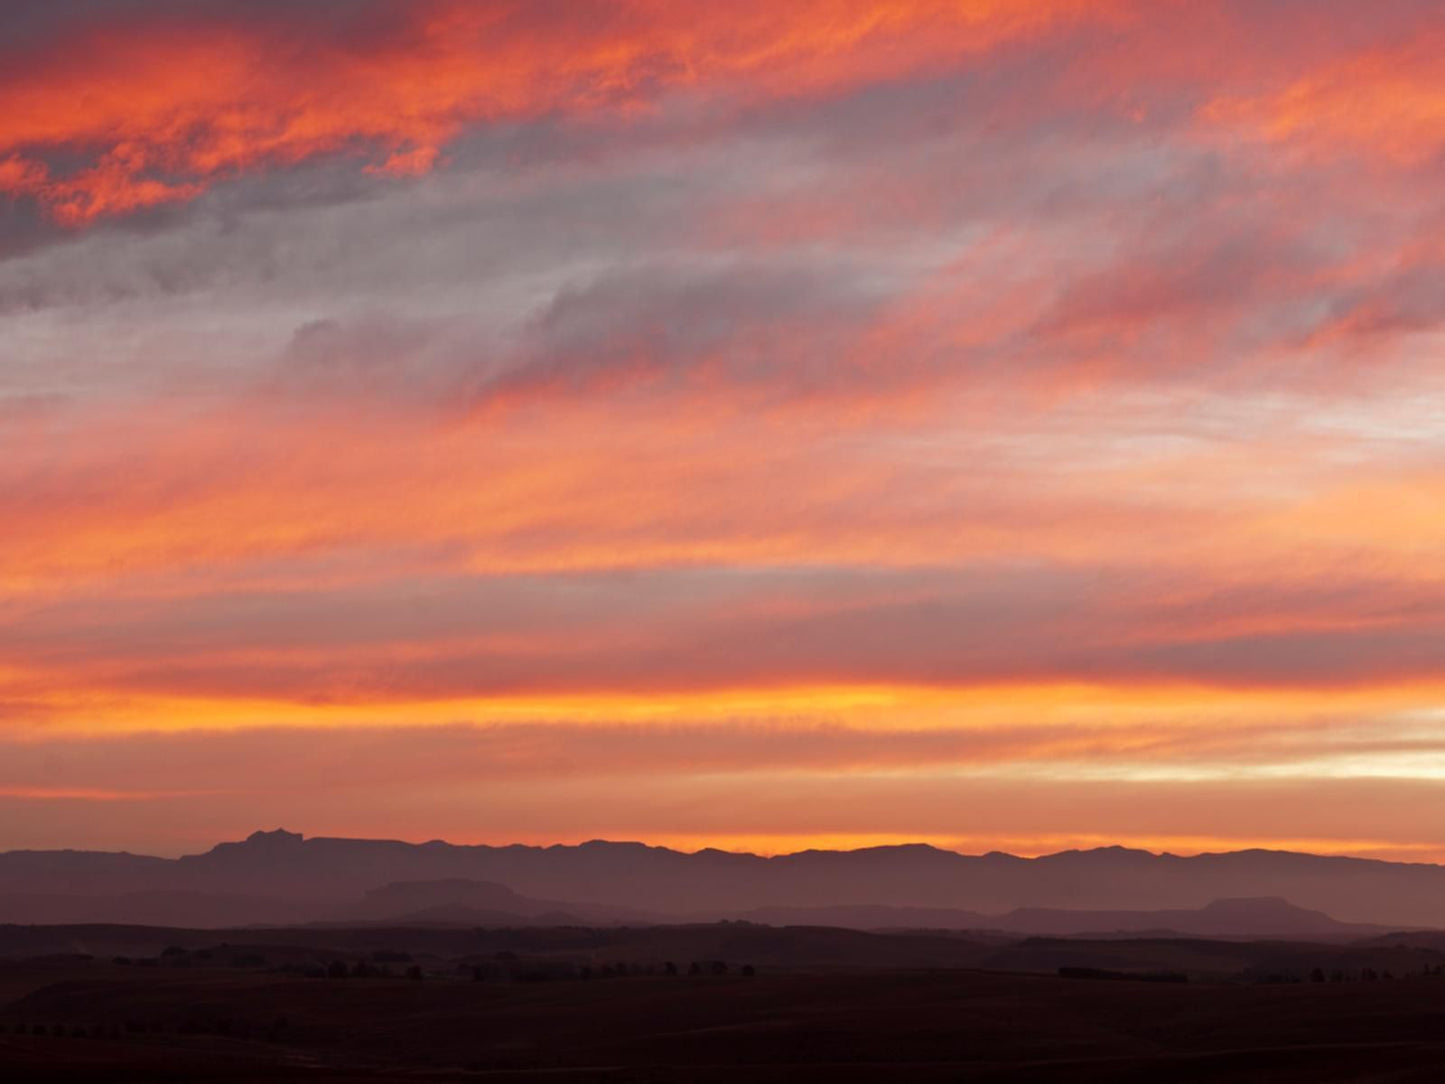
[6,957,1445,1082]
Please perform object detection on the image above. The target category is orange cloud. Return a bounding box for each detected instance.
[1203,36,1445,163]
[0,786,215,802]
[5,388,1440,593]
[0,0,1117,225]
[4,1,1439,228]
[0,398,1076,587]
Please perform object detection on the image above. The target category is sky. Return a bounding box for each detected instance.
[1,0,1443,859]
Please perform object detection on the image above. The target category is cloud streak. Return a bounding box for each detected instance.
[0,0,1115,225]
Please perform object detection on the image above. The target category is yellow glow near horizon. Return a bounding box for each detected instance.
[8,679,1445,738]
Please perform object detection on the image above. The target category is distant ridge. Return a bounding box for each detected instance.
[1,829,1443,929]
[743,896,1388,939]
[337,878,656,927]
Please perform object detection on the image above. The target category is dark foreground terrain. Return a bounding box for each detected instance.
[7,925,1445,1081]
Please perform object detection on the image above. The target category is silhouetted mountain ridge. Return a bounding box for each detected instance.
[2,830,1443,929]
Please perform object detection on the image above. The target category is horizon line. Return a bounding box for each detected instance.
[7,829,1441,869]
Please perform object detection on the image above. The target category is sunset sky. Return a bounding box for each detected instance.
[2,0,1443,859]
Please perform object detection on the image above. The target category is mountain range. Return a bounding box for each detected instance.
[2,829,1442,931]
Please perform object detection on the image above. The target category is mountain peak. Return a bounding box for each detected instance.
[243,828,304,848]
